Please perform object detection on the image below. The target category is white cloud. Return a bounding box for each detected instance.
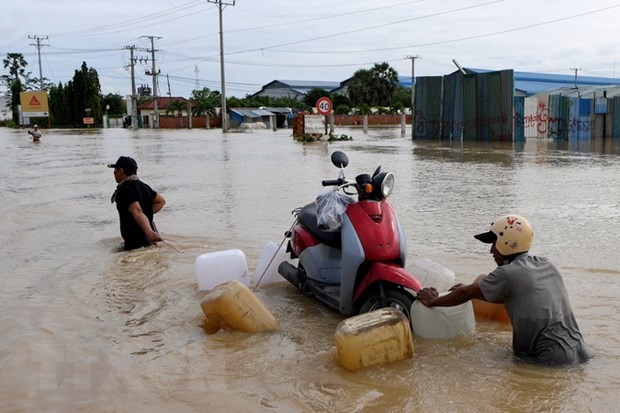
[2,0,619,97]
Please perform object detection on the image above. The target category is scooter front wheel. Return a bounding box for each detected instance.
[358,287,414,320]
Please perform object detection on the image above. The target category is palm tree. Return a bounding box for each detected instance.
[166,100,188,128]
[371,62,399,107]
[2,53,28,123]
[191,88,219,128]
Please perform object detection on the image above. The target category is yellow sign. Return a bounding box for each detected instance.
[20,91,49,114]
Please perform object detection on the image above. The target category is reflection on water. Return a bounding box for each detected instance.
[0,126,619,412]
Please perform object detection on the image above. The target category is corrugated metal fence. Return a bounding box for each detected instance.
[414,70,620,140]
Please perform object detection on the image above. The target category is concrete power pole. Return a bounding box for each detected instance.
[406,55,420,114]
[143,35,162,128]
[208,0,235,133]
[126,45,139,130]
[28,35,49,91]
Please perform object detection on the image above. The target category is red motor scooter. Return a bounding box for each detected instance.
[278,151,422,320]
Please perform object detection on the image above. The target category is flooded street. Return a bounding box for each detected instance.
[1,126,619,412]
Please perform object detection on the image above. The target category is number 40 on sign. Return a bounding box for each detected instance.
[316,97,333,115]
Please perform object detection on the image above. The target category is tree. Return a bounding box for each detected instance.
[303,88,331,108]
[2,53,29,123]
[190,87,219,117]
[347,62,400,108]
[347,68,375,107]
[371,62,399,107]
[100,93,125,117]
[47,62,101,127]
[72,62,101,125]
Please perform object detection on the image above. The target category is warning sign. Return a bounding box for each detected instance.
[20,92,49,114]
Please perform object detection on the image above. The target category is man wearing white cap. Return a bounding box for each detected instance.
[28,125,41,142]
[417,214,589,365]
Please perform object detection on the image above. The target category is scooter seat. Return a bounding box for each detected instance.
[298,203,342,248]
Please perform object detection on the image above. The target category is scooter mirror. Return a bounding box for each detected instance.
[331,151,349,168]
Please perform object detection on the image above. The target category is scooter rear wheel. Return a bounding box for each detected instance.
[359,287,414,320]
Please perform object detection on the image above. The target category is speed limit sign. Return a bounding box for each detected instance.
[316,97,333,115]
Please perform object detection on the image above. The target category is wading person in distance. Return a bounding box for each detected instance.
[28,125,42,142]
[108,156,166,251]
[417,214,590,366]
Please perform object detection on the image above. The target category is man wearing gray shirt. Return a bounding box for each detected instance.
[417,214,589,365]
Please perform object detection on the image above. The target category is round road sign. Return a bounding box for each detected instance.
[316,97,333,115]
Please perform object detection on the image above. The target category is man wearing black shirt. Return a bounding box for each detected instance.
[108,156,166,250]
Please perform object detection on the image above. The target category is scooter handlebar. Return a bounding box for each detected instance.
[322,179,344,186]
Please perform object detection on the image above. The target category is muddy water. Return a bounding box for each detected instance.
[1,126,619,412]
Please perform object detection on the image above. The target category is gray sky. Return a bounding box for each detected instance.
[2,0,620,98]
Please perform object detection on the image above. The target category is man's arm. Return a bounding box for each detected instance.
[152,193,165,214]
[128,201,163,243]
[417,281,486,307]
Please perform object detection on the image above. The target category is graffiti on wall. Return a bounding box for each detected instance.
[518,101,594,139]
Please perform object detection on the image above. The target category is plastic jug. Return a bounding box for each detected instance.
[472,299,511,327]
[410,294,475,339]
[200,280,278,334]
[335,307,414,371]
[253,241,297,285]
[195,249,249,291]
[409,257,455,293]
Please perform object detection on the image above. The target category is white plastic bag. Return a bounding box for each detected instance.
[316,187,355,232]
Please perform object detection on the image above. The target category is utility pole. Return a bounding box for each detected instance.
[570,67,581,89]
[28,35,49,90]
[208,0,235,132]
[195,65,200,91]
[143,35,162,128]
[406,55,420,115]
[125,45,139,130]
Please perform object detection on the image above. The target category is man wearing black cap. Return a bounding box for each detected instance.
[417,214,589,366]
[108,156,166,250]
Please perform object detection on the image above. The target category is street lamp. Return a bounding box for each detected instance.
[85,108,91,128]
[105,104,110,128]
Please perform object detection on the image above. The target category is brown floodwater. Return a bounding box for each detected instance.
[1,126,619,412]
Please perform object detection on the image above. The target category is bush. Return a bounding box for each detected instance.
[334,104,351,115]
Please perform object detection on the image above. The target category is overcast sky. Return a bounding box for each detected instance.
[2,0,620,98]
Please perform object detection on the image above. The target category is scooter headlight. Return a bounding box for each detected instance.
[370,172,394,199]
[381,173,395,198]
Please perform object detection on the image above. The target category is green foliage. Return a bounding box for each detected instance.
[48,62,101,127]
[347,62,399,108]
[393,86,413,109]
[100,93,125,116]
[191,87,219,116]
[2,53,30,122]
[334,104,351,115]
[303,88,331,108]
[166,100,187,116]
[327,132,353,141]
[357,103,372,115]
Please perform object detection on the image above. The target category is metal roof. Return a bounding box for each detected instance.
[230,108,273,118]
[401,70,620,96]
[466,68,620,95]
